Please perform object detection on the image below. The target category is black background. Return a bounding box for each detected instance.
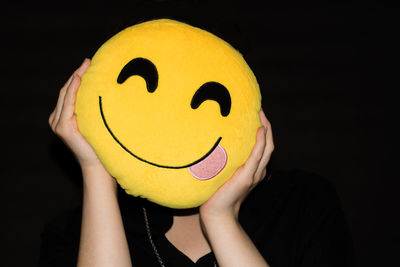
[0,1,397,266]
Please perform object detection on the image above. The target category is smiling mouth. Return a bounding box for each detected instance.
[98,96,222,169]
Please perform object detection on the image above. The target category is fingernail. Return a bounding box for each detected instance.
[80,58,88,67]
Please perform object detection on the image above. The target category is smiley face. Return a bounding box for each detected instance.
[76,19,261,208]
[100,57,229,172]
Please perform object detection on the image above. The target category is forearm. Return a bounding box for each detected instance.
[202,215,269,267]
[77,166,132,267]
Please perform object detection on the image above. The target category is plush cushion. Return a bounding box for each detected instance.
[76,19,261,208]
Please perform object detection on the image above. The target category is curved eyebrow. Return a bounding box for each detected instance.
[191,82,231,117]
[117,57,158,93]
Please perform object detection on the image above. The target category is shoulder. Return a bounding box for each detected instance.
[275,169,343,221]
[273,169,336,193]
[262,170,354,266]
[240,169,344,233]
[245,169,340,209]
[40,207,82,241]
[274,169,340,206]
[239,169,354,265]
[39,207,81,267]
[42,206,82,234]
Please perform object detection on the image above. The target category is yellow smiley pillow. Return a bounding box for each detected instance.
[76,19,261,208]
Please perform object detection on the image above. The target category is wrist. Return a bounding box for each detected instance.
[200,209,237,229]
[200,202,240,223]
[200,212,240,241]
[81,165,117,194]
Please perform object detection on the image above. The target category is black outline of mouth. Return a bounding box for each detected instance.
[99,96,222,169]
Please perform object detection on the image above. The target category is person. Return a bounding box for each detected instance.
[39,59,354,267]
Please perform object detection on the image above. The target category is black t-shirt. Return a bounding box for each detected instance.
[39,170,355,266]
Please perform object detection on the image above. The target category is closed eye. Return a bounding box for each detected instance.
[117,58,158,93]
[191,82,231,117]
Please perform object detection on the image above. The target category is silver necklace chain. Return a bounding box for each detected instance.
[142,207,217,267]
[143,207,167,267]
[142,174,272,266]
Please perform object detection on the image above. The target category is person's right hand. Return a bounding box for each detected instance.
[50,62,130,267]
[49,58,103,171]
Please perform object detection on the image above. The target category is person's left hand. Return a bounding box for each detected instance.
[200,109,274,222]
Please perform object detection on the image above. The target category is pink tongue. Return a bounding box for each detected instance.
[188,145,227,180]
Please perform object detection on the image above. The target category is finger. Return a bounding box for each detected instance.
[59,74,81,121]
[75,58,91,77]
[255,110,274,179]
[255,153,272,182]
[261,110,274,157]
[261,168,267,179]
[48,110,55,126]
[243,126,266,175]
[50,59,90,129]
[250,168,268,191]
[259,108,269,128]
[259,169,268,183]
[51,74,74,127]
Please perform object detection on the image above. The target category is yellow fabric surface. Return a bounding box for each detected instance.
[76,19,261,208]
